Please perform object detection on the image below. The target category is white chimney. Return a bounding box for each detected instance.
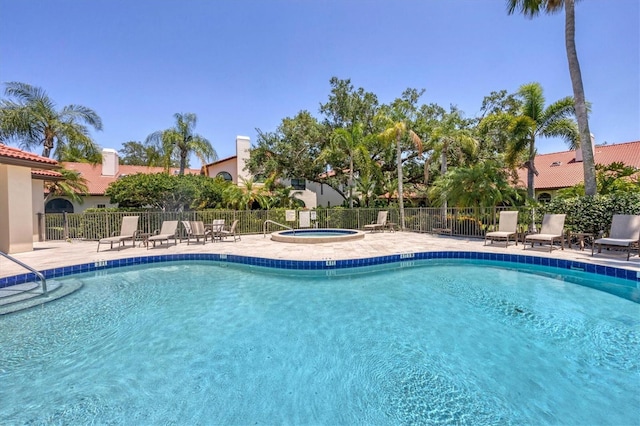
[575,134,595,162]
[102,148,119,176]
[235,136,251,183]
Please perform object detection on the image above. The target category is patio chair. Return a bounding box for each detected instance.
[147,220,179,249]
[523,214,566,252]
[592,214,640,261]
[219,219,241,242]
[484,211,519,247]
[186,220,209,245]
[209,219,225,242]
[97,216,139,252]
[364,211,388,233]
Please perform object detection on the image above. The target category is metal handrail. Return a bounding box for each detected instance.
[0,251,48,297]
[263,220,293,238]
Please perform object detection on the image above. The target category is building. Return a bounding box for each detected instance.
[517,140,640,201]
[49,148,200,213]
[201,136,346,208]
[0,144,62,253]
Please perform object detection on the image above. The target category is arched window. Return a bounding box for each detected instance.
[216,171,233,181]
[45,198,74,213]
[537,193,552,203]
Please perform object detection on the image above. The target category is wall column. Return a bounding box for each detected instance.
[0,164,34,253]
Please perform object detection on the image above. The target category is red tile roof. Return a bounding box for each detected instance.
[517,141,640,190]
[0,144,59,168]
[62,162,201,195]
[31,169,64,180]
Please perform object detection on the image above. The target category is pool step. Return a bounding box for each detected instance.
[0,279,83,315]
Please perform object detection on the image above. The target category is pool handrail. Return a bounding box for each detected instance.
[0,250,48,297]
[263,220,293,238]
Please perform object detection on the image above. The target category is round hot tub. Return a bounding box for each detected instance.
[270,228,365,244]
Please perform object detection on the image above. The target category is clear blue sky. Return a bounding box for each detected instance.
[1,0,638,166]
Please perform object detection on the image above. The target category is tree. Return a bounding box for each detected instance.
[0,82,102,160]
[119,140,175,167]
[507,0,597,196]
[429,161,523,208]
[105,173,203,211]
[44,168,89,205]
[146,113,216,175]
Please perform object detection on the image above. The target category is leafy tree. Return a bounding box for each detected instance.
[118,140,176,167]
[507,0,597,196]
[146,113,216,175]
[247,111,335,193]
[0,82,102,160]
[44,168,89,205]
[105,173,203,211]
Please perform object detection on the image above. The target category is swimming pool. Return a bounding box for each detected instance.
[270,228,365,243]
[1,258,638,424]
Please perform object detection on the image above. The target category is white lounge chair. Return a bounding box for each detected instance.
[97,216,139,252]
[364,211,388,233]
[523,214,566,252]
[209,219,225,242]
[592,214,640,260]
[485,211,519,247]
[147,220,179,249]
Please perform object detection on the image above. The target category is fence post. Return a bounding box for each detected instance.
[37,213,45,242]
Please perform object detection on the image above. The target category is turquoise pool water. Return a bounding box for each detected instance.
[1,260,638,425]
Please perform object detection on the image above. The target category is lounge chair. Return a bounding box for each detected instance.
[97,216,139,252]
[186,220,209,245]
[147,220,179,249]
[485,211,519,247]
[219,219,240,242]
[523,214,566,252]
[364,211,388,233]
[592,214,640,261]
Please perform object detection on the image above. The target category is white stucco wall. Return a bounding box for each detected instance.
[0,164,34,253]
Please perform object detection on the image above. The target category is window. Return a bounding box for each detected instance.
[45,198,74,213]
[291,178,306,190]
[537,193,552,203]
[216,171,233,181]
[97,204,106,209]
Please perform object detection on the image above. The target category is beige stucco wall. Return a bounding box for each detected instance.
[0,164,34,253]
[32,180,44,242]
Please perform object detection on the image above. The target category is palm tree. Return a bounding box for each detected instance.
[378,121,423,230]
[0,82,103,159]
[146,113,217,175]
[507,0,597,196]
[321,123,372,208]
[44,168,89,205]
[505,82,578,201]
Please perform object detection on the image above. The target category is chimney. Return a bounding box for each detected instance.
[575,134,595,162]
[102,148,119,176]
[235,136,251,183]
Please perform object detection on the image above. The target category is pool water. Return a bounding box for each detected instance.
[1,260,638,425]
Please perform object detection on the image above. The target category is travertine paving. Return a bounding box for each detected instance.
[2,231,639,279]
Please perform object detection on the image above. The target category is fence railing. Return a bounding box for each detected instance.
[42,207,536,242]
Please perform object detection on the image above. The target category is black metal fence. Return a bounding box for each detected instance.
[41,207,537,242]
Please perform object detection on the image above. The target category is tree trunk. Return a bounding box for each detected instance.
[565,0,597,196]
[396,132,405,230]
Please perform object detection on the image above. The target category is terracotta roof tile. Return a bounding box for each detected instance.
[31,169,63,180]
[517,140,640,190]
[61,162,201,195]
[0,144,59,168]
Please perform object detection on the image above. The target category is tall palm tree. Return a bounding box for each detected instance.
[505,82,578,201]
[379,121,423,230]
[507,0,597,196]
[0,82,102,159]
[146,113,217,175]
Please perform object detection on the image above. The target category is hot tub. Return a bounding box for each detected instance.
[270,229,365,244]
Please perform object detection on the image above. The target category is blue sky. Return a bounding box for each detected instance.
[1,0,638,166]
